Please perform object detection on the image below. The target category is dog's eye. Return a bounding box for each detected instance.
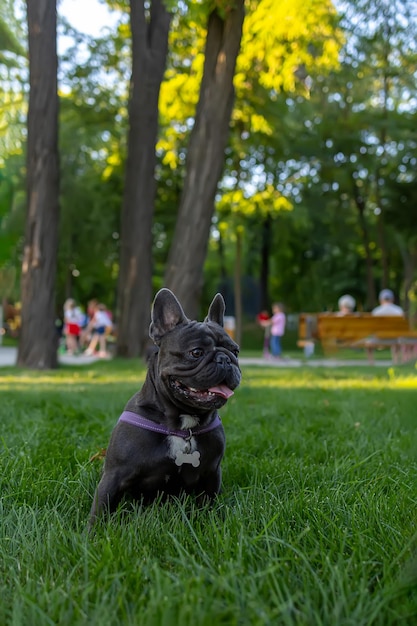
[190,348,204,359]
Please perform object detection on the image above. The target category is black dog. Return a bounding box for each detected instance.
[89,288,241,526]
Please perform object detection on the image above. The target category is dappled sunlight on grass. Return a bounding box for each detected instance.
[0,360,147,389]
[241,365,417,390]
[1,361,417,392]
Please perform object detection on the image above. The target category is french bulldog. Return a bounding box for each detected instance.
[89,288,241,527]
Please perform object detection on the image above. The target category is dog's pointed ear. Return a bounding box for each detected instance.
[205,293,225,327]
[149,288,188,345]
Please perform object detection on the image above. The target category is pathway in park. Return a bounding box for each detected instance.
[0,346,100,367]
[0,346,393,368]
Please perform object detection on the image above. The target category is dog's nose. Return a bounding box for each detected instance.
[215,352,231,365]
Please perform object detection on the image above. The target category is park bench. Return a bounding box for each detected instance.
[298,313,417,364]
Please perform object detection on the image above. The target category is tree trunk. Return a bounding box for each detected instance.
[352,179,376,309]
[17,0,59,369]
[376,207,389,288]
[217,231,227,281]
[164,1,245,319]
[402,249,415,318]
[376,31,390,289]
[260,213,272,310]
[116,0,171,357]
[234,227,243,346]
[395,232,417,319]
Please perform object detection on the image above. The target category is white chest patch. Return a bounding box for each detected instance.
[168,415,200,467]
[180,414,199,429]
[168,434,197,458]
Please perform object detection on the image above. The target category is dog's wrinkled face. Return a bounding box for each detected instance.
[160,320,240,411]
[150,289,241,413]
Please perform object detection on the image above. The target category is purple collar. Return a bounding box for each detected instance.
[118,410,222,439]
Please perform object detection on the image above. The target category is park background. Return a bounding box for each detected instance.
[1,0,417,367]
[2,3,417,623]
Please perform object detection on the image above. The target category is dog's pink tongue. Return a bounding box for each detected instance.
[208,384,234,399]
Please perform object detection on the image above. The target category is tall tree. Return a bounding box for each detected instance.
[116,0,171,357]
[17,0,60,368]
[164,0,245,319]
[161,0,340,318]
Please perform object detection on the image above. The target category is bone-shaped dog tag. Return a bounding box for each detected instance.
[175,450,201,467]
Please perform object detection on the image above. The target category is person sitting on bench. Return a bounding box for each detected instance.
[372,289,404,316]
[337,294,356,316]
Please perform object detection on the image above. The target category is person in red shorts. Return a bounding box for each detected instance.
[63,298,83,355]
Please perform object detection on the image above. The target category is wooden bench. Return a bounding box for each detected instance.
[298,313,417,364]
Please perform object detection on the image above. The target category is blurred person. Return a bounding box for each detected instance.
[261,303,286,359]
[85,302,113,358]
[63,298,83,354]
[80,299,97,349]
[337,294,356,315]
[372,289,404,316]
[256,310,271,358]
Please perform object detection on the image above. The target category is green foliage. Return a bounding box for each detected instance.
[0,1,25,62]
[0,154,25,280]
[57,94,125,309]
[158,0,341,168]
[1,360,417,624]
[0,1,27,152]
[217,185,293,219]
[1,0,417,315]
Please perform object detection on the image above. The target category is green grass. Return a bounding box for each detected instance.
[1,359,417,625]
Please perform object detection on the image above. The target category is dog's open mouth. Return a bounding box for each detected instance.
[172,379,234,402]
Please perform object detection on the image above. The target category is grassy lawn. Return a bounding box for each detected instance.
[1,359,417,625]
